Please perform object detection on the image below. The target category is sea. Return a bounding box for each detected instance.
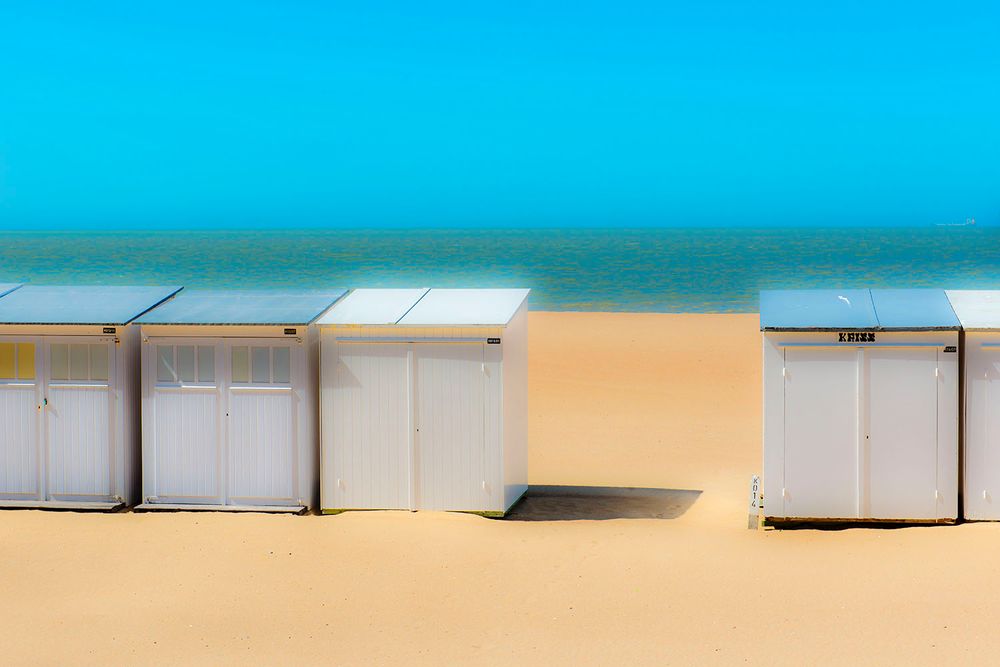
[0,227,998,312]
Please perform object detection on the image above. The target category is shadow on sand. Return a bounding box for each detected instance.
[505,485,702,521]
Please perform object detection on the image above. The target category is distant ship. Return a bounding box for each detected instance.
[936,217,976,227]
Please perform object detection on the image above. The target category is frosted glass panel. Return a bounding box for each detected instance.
[17,344,35,380]
[231,347,249,383]
[90,344,109,381]
[69,344,89,380]
[272,347,290,384]
[198,346,215,382]
[50,344,69,380]
[252,347,270,383]
[157,345,176,383]
[176,345,196,382]
[0,343,14,379]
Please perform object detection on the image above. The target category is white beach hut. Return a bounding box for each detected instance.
[318,288,529,516]
[0,284,182,509]
[136,289,346,512]
[761,289,960,523]
[944,290,1000,520]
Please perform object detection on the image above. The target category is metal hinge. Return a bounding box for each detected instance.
[782,367,786,378]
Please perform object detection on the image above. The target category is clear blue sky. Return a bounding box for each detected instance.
[0,2,997,228]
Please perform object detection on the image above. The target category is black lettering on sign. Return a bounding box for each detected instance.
[837,332,875,343]
[284,328,297,335]
[487,338,501,344]
[944,346,957,353]
[103,327,116,334]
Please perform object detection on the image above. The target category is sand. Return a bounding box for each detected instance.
[2,312,999,665]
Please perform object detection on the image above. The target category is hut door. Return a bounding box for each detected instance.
[45,339,115,501]
[864,348,939,519]
[412,344,487,511]
[148,341,223,504]
[330,342,411,510]
[226,342,297,505]
[0,338,43,500]
[782,347,860,519]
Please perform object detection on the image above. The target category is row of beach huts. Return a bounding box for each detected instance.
[0,284,528,516]
[762,288,1000,524]
[8,283,1000,526]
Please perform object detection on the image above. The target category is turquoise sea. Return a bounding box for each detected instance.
[0,227,998,312]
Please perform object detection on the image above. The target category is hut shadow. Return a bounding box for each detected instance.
[505,485,702,521]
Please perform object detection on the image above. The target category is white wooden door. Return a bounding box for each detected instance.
[965,346,1000,518]
[148,341,223,503]
[226,342,297,505]
[329,343,411,510]
[783,347,859,519]
[0,338,42,500]
[865,347,939,519]
[45,340,115,501]
[413,344,487,511]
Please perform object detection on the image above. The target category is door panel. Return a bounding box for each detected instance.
[866,348,938,519]
[152,389,221,500]
[966,350,1000,518]
[331,343,411,509]
[229,390,295,502]
[783,348,859,519]
[47,385,112,498]
[0,338,40,498]
[413,344,486,511]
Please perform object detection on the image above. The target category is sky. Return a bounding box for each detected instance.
[0,1,997,229]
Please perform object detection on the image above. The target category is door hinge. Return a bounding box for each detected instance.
[782,367,786,378]
[934,489,941,500]
[781,487,787,499]
[934,367,940,378]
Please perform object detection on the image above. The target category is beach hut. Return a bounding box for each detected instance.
[761,289,960,523]
[136,289,346,512]
[0,284,182,509]
[944,290,1000,520]
[318,288,529,516]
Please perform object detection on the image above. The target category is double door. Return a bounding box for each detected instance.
[0,336,116,503]
[146,338,299,506]
[782,346,944,520]
[329,342,491,511]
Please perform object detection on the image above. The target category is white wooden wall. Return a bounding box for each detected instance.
[141,327,316,509]
[320,324,513,513]
[763,330,959,521]
[0,326,132,507]
[501,302,529,511]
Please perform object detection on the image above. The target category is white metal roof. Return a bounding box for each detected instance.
[138,289,347,325]
[761,289,960,331]
[398,289,530,326]
[0,285,183,325]
[316,288,429,325]
[945,290,1000,330]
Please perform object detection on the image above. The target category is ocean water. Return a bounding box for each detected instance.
[1,227,998,312]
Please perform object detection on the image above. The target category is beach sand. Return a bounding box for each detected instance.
[2,312,999,665]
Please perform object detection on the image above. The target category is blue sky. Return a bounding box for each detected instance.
[0,1,997,228]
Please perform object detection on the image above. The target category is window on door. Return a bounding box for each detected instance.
[231,346,291,385]
[156,345,215,384]
[49,343,109,382]
[0,342,35,380]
